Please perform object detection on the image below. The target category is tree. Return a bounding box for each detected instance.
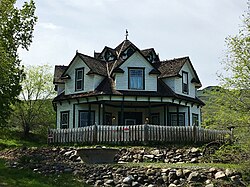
[9,65,56,136]
[202,4,250,145]
[0,0,37,126]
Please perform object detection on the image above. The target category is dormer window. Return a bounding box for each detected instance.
[75,68,84,91]
[182,71,188,94]
[128,68,145,90]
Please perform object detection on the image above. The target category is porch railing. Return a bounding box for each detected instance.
[47,125,231,145]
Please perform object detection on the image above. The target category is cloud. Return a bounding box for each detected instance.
[38,22,61,30]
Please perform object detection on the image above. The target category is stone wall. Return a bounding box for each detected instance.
[0,147,246,187]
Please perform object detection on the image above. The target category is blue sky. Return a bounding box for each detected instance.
[17,0,247,88]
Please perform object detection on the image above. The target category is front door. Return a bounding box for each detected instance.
[118,112,142,125]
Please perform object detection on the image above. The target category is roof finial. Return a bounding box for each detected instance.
[125,29,128,40]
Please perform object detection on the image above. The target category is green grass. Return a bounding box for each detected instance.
[0,159,87,187]
[122,162,242,170]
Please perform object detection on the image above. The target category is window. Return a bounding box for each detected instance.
[182,71,188,94]
[60,111,69,129]
[79,111,95,127]
[75,68,84,91]
[128,68,144,90]
[151,113,160,125]
[192,113,199,126]
[170,113,185,126]
[105,112,112,125]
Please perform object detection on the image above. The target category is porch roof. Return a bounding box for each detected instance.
[53,78,205,106]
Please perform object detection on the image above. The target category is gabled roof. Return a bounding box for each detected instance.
[154,56,202,87]
[53,65,68,84]
[154,57,187,78]
[61,52,107,78]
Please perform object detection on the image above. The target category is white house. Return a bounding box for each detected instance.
[53,39,204,129]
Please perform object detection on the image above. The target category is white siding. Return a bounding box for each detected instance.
[115,51,157,91]
[64,56,104,95]
[56,102,75,129]
[163,62,197,98]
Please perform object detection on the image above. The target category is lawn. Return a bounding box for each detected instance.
[0,159,87,187]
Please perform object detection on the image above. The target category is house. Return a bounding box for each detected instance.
[53,38,204,129]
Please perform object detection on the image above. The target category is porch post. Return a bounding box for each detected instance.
[73,104,76,128]
[177,106,179,126]
[102,102,106,125]
[164,105,166,126]
[148,98,151,124]
[188,105,191,126]
[167,104,170,126]
[88,103,91,126]
[98,103,101,125]
[121,101,124,125]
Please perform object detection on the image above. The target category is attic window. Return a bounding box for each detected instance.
[75,68,84,91]
[182,71,188,94]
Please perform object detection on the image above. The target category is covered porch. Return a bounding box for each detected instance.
[65,94,201,129]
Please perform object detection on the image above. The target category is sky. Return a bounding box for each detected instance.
[16,0,247,89]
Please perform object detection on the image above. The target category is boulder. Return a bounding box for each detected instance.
[123,175,134,184]
[187,171,200,182]
[214,171,226,179]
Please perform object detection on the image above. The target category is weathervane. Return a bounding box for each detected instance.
[125,29,128,40]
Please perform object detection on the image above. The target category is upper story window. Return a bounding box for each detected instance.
[75,68,84,91]
[182,71,189,94]
[128,68,145,90]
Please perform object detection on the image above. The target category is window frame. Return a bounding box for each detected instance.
[169,112,185,126]
[128,67,145,90]
[182,71,189,94]
[192,113,199,126]
[78,110,95,127]
[75,68,84,91]
[151,113,160,125]
[60,111,69,129]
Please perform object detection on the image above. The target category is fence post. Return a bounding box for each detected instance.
[144,124,149,145]
[93,124,98,144]
[193,125,197,143]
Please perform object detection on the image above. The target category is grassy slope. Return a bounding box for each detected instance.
[0,159,87,187]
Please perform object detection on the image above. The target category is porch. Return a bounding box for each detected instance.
[48,124,231,145]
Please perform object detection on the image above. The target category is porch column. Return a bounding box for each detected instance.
[188,106,191,126]
[167,105,170,126]
[102,102,106,125]
[121,101,124,125]
[88,103,91,126]
[164,105,166,126]
[177,106,179,126]
[73,104,76,128]
[98,103,101,125]
[148,100,151,124]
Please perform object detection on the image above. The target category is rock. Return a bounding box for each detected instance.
[183,169,191,176]
[143,154,154,159]
[64,168,73,173]
[150,149,160,155]
[132,181,140,187]
[95,180,103,186]
[105,179,114,185]
[187,171,199,182]
[168,171,177,182]
[205,184,214,187]
[190,158,198,163]
[176,169,183,177]
[147,185,155,187]
[64,150,74,157]
[168,184,177,187]
[191,147,199,153]
[209,168,217,173]
[123,175,134,184]
[214,171,226,179]
[225,168,234,177]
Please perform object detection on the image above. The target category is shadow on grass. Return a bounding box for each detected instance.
[0,159,88,187]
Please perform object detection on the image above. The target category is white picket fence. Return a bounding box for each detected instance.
[47,125,231,145]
